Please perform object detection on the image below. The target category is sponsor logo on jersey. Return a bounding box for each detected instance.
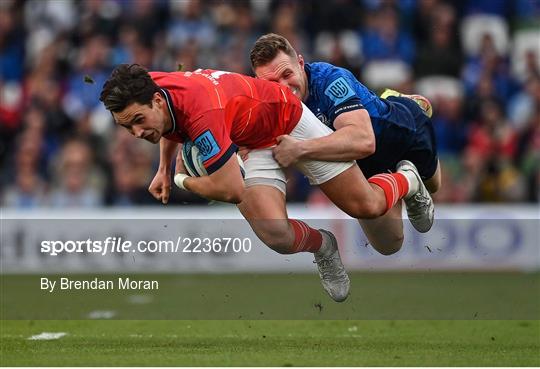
[194,130,220,162]
[324,77,355,106]
[335,103,364,115]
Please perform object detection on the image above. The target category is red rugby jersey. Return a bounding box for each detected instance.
[150,69,303,174]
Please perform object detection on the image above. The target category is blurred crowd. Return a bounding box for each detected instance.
[1,0,539,208]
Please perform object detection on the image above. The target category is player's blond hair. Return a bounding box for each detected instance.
[250,33,297,69]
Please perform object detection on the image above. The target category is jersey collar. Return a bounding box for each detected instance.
[160,88,177,135]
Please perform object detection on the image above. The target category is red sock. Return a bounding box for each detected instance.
[368,173,409,212]
[289,219,323,253]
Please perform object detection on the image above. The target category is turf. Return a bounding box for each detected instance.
[2,272,539,319]
[1,320,539,366]
[1,273,539,366]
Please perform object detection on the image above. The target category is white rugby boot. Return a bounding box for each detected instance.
[396,160,435,233]
[314,230,350,302]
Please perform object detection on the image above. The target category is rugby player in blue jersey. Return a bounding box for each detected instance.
[250,33,440,255]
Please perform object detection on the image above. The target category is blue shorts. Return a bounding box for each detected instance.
[357,96,438,180]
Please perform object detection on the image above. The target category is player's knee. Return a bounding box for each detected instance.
[426,180,440,194]
[348,200,384,220]
[371,234,404,256]
[425,166,442,194]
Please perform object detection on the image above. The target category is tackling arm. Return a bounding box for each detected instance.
[299,109,375,161]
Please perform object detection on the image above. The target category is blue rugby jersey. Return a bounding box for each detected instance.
[304,62,417,135]
[304,62,438,180]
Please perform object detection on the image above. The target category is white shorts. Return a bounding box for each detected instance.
[244,103,354,193]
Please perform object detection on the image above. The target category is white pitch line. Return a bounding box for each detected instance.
[28,332,67,340]
[87,310,116,319]
[127,295,154,304]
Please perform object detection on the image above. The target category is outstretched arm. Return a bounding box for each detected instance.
[160,138,179,171]
[273,109,375,166]
[148,138,179,204]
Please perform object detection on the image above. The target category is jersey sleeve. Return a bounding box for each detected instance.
[185,110,237,174]
[321,68,366,122]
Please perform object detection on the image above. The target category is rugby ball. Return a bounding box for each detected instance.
[181,141,245,178]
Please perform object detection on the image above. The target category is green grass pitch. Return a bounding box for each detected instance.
[1,272,539,366]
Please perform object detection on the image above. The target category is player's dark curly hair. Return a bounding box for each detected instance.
[100,64,160,113]
[250,33,297,70]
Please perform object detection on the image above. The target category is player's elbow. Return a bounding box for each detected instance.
[352,137,375,158]
[222,187,244,204]
[224,193,243,204]
[366,137,376,155]
[361,137,376,156]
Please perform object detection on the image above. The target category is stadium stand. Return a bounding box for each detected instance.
[1,0,539,207]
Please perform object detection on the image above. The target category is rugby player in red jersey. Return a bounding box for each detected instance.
[100,64,432,302]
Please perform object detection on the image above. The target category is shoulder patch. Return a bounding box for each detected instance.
[194,130,220,162]
[324,77,356,106]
